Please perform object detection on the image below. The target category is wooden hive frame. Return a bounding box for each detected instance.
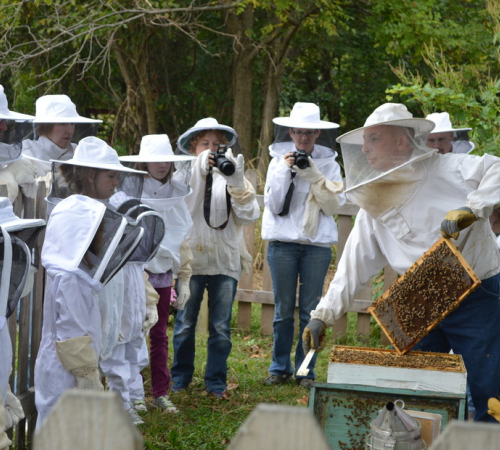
[368,237,481,354]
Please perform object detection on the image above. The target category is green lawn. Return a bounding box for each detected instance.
[140,305,386,449]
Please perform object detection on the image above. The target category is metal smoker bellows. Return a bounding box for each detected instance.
[366,400,426,449]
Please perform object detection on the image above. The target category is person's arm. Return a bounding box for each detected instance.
[311,211,388,326]
[264,156,295,215]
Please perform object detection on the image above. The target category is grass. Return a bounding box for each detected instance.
[139,302,388,449]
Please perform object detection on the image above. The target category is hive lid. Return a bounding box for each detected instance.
[368,238,480,354]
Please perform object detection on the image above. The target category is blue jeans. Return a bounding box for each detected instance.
[267,241,332,380]
[412,273,500,423]
[171,274,237,392]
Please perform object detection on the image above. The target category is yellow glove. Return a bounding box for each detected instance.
[488,398,500,422]
[302,319,327,354]
[441,207,477,240]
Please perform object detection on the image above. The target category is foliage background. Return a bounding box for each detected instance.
[1,0,499,170]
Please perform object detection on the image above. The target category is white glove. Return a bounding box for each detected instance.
[4,385,24,430]
[216,148,245,187]
[142,303,159,335]
[175,277,191,310]
[293,158,324,184]
[0,159,37,202]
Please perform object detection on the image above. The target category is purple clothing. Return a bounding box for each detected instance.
[146,269,172,289]
[150,286,172,397]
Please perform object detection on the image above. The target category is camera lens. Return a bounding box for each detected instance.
[218,159,235,176]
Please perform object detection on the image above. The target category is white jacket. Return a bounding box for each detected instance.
[141,177,193,275]
[312,152,500,326]
[262,143,345,246]
[185,150,260,281]
[35,196,103,425]
[22,136,76,177]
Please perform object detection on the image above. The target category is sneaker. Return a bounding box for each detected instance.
[127,407,145,426]
[296,378,315,389]
[207,389,230,400]
[131,399,147,413]
[153,395,179,413]
[170,382,189,393]
[263,374,291,385]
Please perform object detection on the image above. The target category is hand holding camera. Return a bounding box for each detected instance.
[212,146,245,187]
[293,156,324,184]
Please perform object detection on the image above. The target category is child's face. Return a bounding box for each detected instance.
[147,162,171,181]
[194,131,220,155]
[89,170,119,200]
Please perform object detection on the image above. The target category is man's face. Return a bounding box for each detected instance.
[362,125,413,172]
[289,128,320,154]
[426,131,454,154]
[0,120,7,141]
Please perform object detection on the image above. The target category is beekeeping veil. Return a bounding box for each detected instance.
[426,112,474,154]
[174,118,238,185]
[337,103,435,224]
[42,195,144,286]
[0,85,34,166]
[0,198,45,321]
[270,102,339,158]
[47,136,147,214]
[111,198,165,264]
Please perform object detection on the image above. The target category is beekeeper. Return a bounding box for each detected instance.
[304,103,500,423]
[261,102,345,388]
[22,94,102,177]
[34,195,143,426]
[0,85,37,203]
[426,112,475,154]
[0,197,45,448]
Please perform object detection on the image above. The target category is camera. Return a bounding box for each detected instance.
[292,150,310,169]
[211,144,235,176]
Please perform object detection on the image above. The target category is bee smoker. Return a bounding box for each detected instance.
[366,400,426,450]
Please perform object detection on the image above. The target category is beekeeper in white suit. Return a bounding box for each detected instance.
[425,112,475,154]
[34,194,143,427]
[120,134,195,413]
[0,197,45,448]
[0,85,37,203]
[261,102,345,388]
[303,103,500,423]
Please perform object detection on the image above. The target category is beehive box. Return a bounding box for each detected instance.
[309,382,466,450]
[369,238,480,354]
[328,346,467,394]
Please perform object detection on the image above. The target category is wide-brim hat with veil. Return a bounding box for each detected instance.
[176,118,237,154]
[33,95,102,124]
[425,112,474,154]
[336,103,436,223]
[120,134,196,163]
[270,102,340,157]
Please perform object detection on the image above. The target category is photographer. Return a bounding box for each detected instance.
[262,103,345,387]
[171,118,260,399]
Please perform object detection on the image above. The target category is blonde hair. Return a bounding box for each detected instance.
[188,129,228,155]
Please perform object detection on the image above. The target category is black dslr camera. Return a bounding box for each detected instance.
[292,150,310,169]
[211,144,235,176]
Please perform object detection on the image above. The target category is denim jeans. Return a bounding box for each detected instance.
[412,273,500,423]
[171,274,237,392]
[267,241,332,380]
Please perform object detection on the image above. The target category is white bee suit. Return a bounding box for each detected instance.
[34,196,106,427]
[22,136,76,177]
[312,153,500,326]
[141,177,193,276]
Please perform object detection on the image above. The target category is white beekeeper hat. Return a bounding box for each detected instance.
[0,197,45,231]
[272,102,339,129]
[33,95,102,124]
[120,134,196,163]
[0,85,34,121]
[337,103,435,145]
[426,112,471,134]
[177,118,237,154]
[50,136,146,174]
